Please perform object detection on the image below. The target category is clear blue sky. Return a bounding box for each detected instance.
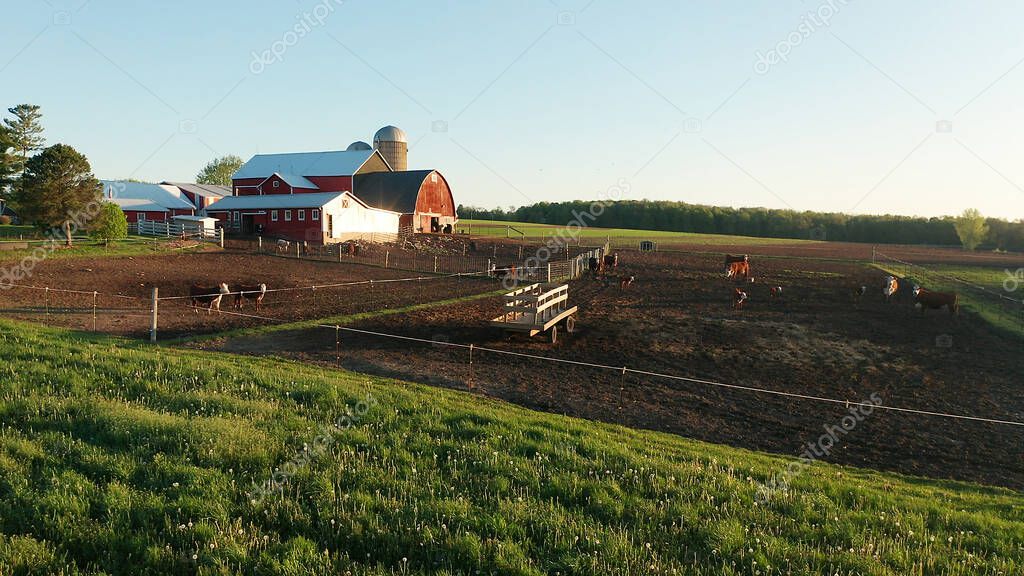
[2,0,1023,219]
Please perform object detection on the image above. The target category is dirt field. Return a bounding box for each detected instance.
[0,252,495,338]
[200,250,1024,489]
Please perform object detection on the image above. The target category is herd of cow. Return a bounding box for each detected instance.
[720,253,959,315]
[188,283,268,313]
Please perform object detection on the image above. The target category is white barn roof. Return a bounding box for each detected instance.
[206,192,346,210]
[233,150,382,180]
[162,182,231,198]
[101,180,195,211]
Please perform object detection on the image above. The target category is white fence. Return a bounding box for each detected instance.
[132,220,221,242]
[547,246,605,282]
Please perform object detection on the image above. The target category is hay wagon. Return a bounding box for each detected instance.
[490,283,578,344]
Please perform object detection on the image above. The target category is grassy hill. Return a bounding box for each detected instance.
[1,321,1022,575]
[457,219,812,246]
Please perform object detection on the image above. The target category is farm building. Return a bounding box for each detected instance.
[162,182,230,211]
[101,180,195,223]
[205,191,400,243]
[354,169,456,233]
[219,124,457,243]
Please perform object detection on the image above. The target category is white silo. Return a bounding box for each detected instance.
[346,141,372,151]
[373,125,408,171]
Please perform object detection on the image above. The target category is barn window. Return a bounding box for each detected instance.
[233,211,239,222]
[298,209,305,221]
[284,210,292,221]
[273,180,279,188]
[311,209,319,221]
[342,198,349,208]
[271,210,278,222]
[430,173,437,183]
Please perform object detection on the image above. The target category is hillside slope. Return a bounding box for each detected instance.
[0,322,1021,575]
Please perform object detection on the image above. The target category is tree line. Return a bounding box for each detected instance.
[458,200,1023,251]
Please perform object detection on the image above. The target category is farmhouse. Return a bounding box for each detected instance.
[213,124,457,243]
[101,180,195,223]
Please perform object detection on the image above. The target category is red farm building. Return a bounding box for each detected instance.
[212,125,457,244]
[102,180,195,223]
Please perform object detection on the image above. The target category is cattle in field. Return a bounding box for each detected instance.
[733,288,748,310]
[913,286,958,316]
[276,239,291,253]
[769,285,783,300]
[235,283,268,311]
[724,254,748,265]
[588,256,600,275]
[882,276,899,303]
[852,285,867,306]
[620,275,635,289]
[491,264,517,280]
[189,283,230,314]
[603,253,619,268]
[725,260,751,280]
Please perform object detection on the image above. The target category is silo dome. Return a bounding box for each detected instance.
[373,125,407,144]
[346,140,372,151]
[372,125,408,171]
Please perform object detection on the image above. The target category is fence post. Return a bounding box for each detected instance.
[296,242,300,258]
[486,258,491,276]
[258,236,262,252]
[219,228,225,248]
[44,287,49,317]
[434,255,438,273]
[150,287,158,343]
[547,263,552,283]
[385,251,389,268]
[92,291,97,331]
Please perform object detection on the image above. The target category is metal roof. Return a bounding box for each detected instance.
[270,172,319,190]
[205,192,346,210]
[162,182,231,198]
[373,125,407,143]
[353,170,437,214]
[233,150,377,180]
[101,180,196,211]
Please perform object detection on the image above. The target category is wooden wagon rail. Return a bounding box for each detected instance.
[490,283,578,343]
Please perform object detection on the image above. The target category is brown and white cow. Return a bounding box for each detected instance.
[769,285,783,300]
[620,275,635,289]
[913,286,958,316]
[189,283,230,314]
[603,253,619,268]
[882,275,899,303]
[235,283,268,311]
[725,260,751,280]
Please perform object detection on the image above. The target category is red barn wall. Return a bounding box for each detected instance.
[305,175,352,193]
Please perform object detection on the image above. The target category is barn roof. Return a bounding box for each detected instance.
[162,182,231,198]
[233,150,388,180]
[206,192,346,210]
[353,170,436,214]
[267,172,318,190]
[101,180,196,211]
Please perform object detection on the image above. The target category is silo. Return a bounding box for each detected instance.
[373,125,408,171]
[346,141,372,151]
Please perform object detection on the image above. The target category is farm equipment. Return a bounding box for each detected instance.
[490,283,578,344]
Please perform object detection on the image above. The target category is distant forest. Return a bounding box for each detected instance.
[458,200,1024,251]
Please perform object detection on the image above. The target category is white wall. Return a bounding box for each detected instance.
[323,194,400,242]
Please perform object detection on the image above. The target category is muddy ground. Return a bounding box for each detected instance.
[199,251,1024,489]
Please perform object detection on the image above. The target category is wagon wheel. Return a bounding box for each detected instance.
[549,325,558,344]
[564,315,576,334]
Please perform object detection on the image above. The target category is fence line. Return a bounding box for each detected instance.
[874,250,1020,304]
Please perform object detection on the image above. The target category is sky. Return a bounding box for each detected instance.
[2,0,1023,219]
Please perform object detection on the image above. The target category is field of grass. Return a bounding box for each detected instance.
[0,236,213,265]
[1,320,1022,575]
[458,219,813,246]
[0,224,38,239]
[874,261,1024,336]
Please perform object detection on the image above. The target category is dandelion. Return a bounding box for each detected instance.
[172,482,179,488]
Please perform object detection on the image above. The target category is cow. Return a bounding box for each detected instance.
[769,285,783,300]
[724,254,748,265]
[882,276,899,303]
[588,256,600,276]
[913,286,959,316]
[852,285,867,306]
[491,264,517,280]
[733,288,748,310]
[235,283,268,311]
[603,253,619,268]
[620,275,635,289]
[725,260,751,280]
[276,239,290,253]
[189,283,230,314]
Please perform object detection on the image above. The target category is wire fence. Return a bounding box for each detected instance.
[873,250,1024,340]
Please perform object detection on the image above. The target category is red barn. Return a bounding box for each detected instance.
[353,170,457,233]
[101,180,195,223]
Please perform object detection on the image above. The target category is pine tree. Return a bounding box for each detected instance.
[15,144,101,246]
[4,104,45,177]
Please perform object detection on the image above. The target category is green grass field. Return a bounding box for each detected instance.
[458,219,813,246]
[0,236,213,265]
[874,262,1024,336]
[1,320,1021,575]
